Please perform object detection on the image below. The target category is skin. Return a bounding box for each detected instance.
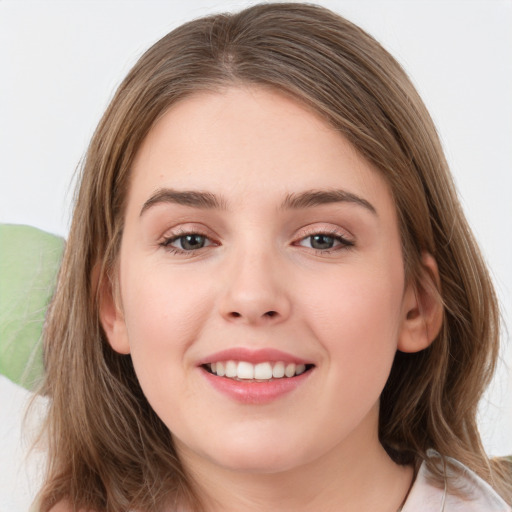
[97,86,442,512]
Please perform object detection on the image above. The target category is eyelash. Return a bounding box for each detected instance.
[160,229,215,256]
[159,228,354,256]
[293,228,354,255]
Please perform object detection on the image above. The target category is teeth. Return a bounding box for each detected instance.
[272,362,285,378]
[285,363,296,378]
[254,362,273,380]
[237,361,254,379]
[206,360,310,380]
[225,360,237,378]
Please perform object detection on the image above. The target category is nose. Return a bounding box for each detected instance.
[218,248,291,326]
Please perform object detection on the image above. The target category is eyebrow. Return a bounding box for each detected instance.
[140,187,377,216]
[140,188,227,216]
[280,189,377,215]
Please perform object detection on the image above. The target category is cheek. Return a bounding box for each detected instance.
[118,265,219,432]
[119,263,213,382]
[299,266,404,382]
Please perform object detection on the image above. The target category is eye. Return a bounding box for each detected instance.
[296,231,354,252]
[302,234,337,250]
[161,233,214,252]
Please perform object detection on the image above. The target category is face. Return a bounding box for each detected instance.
[103,86,418,476]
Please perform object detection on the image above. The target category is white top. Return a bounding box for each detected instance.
[403,452,511,511]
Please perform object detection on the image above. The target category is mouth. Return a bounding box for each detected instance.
[202,361,315,381]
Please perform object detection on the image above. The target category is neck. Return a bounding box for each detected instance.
[177,408,413,512]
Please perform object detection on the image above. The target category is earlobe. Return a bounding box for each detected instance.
[397,252,444,353]
[97,266,131,355]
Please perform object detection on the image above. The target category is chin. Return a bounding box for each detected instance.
[198,432,318,475]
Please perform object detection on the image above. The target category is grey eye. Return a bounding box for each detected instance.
[166,234,209,251]
[297,232,353,251]
[308,234,336,250]
[177,234,206,250]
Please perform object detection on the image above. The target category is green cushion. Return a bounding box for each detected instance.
[0,224,64,390]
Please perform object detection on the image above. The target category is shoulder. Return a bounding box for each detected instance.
[403,451,511,512]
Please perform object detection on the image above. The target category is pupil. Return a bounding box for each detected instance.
[182,234,205,250]
[311,234,334,250]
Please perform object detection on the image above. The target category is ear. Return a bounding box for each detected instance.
[97,266,131,355]
[397,252,444,353]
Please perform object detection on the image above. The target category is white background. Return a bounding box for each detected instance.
[1,1,511,455]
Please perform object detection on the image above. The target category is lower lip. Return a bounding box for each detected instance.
[200,367,313,404]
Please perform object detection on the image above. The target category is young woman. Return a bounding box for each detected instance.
[38,3,511,511]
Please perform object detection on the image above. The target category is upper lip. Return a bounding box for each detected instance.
[197,347,311,366]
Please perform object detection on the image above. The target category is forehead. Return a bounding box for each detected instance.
[127,86,394,214]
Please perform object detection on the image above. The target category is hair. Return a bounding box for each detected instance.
[37,3,511,511]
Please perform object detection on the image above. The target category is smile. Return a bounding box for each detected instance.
[198,348,315,403]
[204,361,311,381]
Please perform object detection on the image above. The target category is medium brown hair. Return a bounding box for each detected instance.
[38,3,511,510]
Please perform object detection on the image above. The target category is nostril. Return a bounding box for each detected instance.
[226,310,279,320]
